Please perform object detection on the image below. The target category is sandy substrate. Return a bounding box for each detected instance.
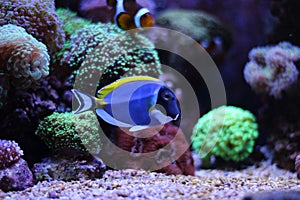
[1,162,300,200]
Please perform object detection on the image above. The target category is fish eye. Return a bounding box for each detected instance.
[162,91,172,101]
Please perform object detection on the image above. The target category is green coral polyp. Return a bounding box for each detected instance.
[36,111,102,154]
[58,23,161,92]
[55,8,92,38]
[191,106,259,162]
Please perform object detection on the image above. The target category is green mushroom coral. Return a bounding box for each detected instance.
[191,106,259,163]
[35,111,102,155]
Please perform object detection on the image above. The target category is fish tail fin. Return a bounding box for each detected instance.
[71,89,97,114]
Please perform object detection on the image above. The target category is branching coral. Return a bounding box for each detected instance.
[0,0,65,55]
[0,24,50,90]
[35,111,102,154]
[0,140,23,169]
[244,42,300,98]
[56,23,161,89]
[191,106,259,163]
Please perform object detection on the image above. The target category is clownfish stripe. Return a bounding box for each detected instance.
[134,8,150,28]
[114,0,125,24]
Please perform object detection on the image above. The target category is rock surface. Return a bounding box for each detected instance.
[32,153,106,182]
[0,158,33,192]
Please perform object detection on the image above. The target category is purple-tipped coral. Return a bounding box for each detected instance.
[0,24,50,90]
[0,140,33,192]
[0,140,23,169]
[244,42,300,98]
[0,0,65,55]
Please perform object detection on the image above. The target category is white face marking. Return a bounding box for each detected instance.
[114,0,125,24]
[134,8,150,28]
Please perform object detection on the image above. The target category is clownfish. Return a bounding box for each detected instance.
[107,0,155,30]
[72,76,180,132]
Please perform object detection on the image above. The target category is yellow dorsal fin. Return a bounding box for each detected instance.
[97,76,158,99]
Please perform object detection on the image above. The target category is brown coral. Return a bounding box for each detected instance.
[0,24,50,89]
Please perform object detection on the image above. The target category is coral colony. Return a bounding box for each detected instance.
[1,0,300,199]
[192,106,258,164]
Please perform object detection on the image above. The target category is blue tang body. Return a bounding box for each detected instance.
[72,76,180,132]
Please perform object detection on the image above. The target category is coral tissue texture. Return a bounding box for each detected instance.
[244,42,300,98]
[0,24,50,89]
[0,139,23,169]
[192,106,259,162]
[0,0,65,55]
[35,111,102,154]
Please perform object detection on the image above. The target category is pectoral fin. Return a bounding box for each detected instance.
[129,125,150,132]
[96,108,132,128]
[150,109,174,124]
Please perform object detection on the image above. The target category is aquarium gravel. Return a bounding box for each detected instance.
[1,162,300,200]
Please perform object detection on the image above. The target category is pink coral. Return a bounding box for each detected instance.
[0,24,50,89]
[0,0,65,55]
[244,42,300,98]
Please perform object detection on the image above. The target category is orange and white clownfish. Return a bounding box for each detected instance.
[107,0,155,30]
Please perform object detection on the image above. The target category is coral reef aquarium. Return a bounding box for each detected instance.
[1,0,300,199]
